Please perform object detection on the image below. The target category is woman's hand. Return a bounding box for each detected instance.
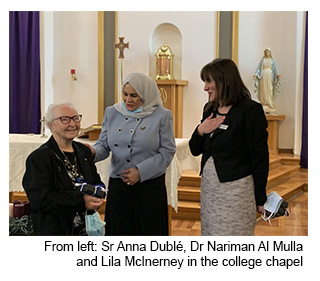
[121,168,140,186]
[256,205,264,213]
[197,113,225,136]
[83,194,104,210]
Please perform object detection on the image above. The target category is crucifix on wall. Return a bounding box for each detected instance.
[114,37,129,84]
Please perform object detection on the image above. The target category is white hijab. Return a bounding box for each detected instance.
[114,73,163,118]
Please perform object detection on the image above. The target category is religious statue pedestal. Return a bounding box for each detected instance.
[266,114,286,154]
[156,80,188,138]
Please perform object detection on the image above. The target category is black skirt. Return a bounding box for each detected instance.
[105,174,168,236]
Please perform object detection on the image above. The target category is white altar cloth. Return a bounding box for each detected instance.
[9,134,200,212]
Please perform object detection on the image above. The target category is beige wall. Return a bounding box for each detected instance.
[40,11,306,153]
[41,11,98,129]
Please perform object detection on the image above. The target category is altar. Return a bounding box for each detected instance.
[9,134,200,213]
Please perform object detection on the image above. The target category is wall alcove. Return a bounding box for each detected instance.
[149,23,182,79]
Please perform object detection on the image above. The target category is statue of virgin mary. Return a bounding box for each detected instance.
[253,48,281,114]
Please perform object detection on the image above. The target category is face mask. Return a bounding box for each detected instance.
[261,192,289,224]
[122,101,143,114]
[85,211,105,236]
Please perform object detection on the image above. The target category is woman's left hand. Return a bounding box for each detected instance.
[121,168,140,186]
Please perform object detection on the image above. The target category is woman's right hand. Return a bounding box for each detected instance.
[197,113,225,136]
[83,194,104,210]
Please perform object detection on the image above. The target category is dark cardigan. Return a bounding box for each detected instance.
[22,136,104,235]
[189,98,269,206]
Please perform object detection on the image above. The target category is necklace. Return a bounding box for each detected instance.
[61,150,80,181]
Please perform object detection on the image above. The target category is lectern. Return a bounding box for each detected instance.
[155,80,188,138]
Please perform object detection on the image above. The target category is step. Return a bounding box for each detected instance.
[268,183,305,202]
[174,183,306,221]
[178,170,201,187]
[267,165,300,187]
[267,173,308,201]
[173,168,307,221]
[178,157,300,187]
[178,186,200,202]
[281,155,301,165]
[172,201,200,220]
[177,166,304,204]
[269,157,282,169]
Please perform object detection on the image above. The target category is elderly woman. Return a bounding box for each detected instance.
[92,73,176,236]
[23,103,104,235]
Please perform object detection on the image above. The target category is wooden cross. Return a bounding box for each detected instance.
[114,37,129,59]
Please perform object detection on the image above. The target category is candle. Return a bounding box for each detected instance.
[12,200,21,217]
[71,69,75,74]
[14,204,25,219]
[9,203,14,218]
[23,201,30,215]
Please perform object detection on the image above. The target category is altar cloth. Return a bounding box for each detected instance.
[9,134,200,212]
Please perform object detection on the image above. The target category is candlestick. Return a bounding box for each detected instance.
[9,203,14,218]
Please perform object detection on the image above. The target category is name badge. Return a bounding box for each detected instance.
[218,124,229,130]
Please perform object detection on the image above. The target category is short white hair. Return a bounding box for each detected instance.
[45,102,77,128]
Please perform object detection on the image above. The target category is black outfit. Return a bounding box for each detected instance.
[22,136,104,235]
[105,174,168,236]
[189,98,269,206]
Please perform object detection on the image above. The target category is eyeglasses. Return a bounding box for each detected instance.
[52,114,82,124]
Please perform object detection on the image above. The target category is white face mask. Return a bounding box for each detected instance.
[261,192,288,224]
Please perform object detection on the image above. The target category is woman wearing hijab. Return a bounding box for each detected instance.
[92,73,176,235]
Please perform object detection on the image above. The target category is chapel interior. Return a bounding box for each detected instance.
[9,11,308,236]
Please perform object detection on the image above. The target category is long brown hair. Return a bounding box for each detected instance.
[200,58,251,111]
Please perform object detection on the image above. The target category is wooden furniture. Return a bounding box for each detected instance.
[156,80,188,138]
[266,114,286,154]
[78,124,102,140]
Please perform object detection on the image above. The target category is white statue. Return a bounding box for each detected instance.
[253,48,281,114]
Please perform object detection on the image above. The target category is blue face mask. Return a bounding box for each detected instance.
[121,101,143,114]
[261,192,284,224]
[85,211,105,236]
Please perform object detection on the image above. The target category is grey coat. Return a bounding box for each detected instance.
[93,106,176,182]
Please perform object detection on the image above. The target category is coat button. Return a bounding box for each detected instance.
[136,118,140,122]
[128,145,131,148]
[126,159,131,163]
[115,144,119,146]
[118,128,122,132]
[130,129,134,134]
